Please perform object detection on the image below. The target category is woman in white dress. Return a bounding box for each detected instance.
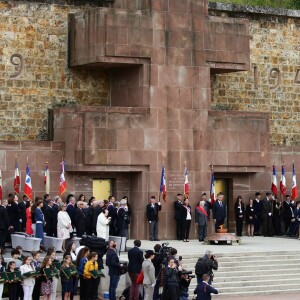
[57,203,72,251]
[96,209,111,241]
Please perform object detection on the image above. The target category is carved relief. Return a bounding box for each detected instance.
[9,54,24,79]
[269,67,281,90]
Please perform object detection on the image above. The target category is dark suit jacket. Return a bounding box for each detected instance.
[194,282,218,300]
[52,203,59,228]
[212,201,226,222]
[74,207,86,236]
[181,204,192,221]
[44,205,55,232]
[106,248,120,276]
[234,203,245,220]
[116,207,128,231]
[107,204,117,228]
[127,246,144,274]
[66,203,76,226]
[146,203,161,222]
[18,201,27,225]
[262,198,272,218]
[0,206,9,230]
[7,201,19,228]
[283,201,294,219]
[253,199,262,215]
[174,201,183,220]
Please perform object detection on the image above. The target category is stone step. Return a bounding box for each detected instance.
[211,272,300,282]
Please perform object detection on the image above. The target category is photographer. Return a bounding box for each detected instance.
[195,250,218,285]
[164,257,180,300]
[152,244,164,300]
[179,269,193,300]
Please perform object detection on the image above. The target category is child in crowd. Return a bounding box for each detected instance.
[7,249,22,268]
[60,255,76,300]
[32,251,42,300]
[0,256,4,299]
[40,256,54,300]
[47,248,59,300]
[76,247,90,300]
[20,256,36,300]
[6,261,22,300]
[83,252,99,300]
[15,246,25,262]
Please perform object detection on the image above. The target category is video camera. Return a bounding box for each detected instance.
[158,242,173,258]
[181,270,195,279]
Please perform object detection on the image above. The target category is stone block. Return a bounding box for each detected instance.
[169,0,189,13]
[167,151,180,171]
[239,132,260,152]
[107,150,131,165]
[144,129,167,150]
[167,12,190,30]
[129,128,145,150]
[168,130,180,150]
[167,48,192,66]
[84,150,107,165]
[213,131,239,152]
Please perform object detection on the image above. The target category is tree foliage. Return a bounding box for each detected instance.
[210,0,300,10]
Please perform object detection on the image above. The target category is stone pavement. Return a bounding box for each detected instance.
[126,235,300,257]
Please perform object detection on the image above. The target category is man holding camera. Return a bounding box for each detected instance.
[195,250,218,285]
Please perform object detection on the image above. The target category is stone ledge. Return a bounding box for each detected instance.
[208,2,300,18]
[53,106,149,114]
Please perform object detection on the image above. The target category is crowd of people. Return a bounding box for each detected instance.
[234,192,300,237]
[0,193,132,252]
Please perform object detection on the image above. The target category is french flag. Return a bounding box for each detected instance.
[14,160,20,194]
[59,159,67,196]
[292,163,298,200]
[159,164,166,202]
[24,163,33,200]
[184,165,189,198]
[271,165,277,196]
[280,164,286,196]
[210,168,215,205]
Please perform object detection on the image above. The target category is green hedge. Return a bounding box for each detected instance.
[209,0,300,9]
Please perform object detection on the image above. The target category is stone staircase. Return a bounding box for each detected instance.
[183,251,300,298]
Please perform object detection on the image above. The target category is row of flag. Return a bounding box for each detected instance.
[160,163,298,203]
[272,164,298,199]
[0,158,67,201]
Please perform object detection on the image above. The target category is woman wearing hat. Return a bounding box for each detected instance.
[142,250,156,300]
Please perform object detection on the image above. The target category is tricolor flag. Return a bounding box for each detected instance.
[271,165,278,196]
[291,163,298,200]
[184,164,189,198]
[159,164,166,202]
[44,162,50,194]
[210,166,215,205]
[14,159,20,194]
[0,164,2,201]
[59,159,67,196]
[280,164,286,196]
[24,162,33,200]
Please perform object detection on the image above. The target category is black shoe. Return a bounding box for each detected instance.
[154,239,160,241]
[149,238,154,241]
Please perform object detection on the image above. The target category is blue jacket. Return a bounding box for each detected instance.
[77,257,88,276]
[194,281,218,300]
[35,208,45,224]
[106,248,120,276]
[127,246,143,274]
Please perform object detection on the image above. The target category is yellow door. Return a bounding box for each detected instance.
[92,179,112,200]
[214,179,229,226]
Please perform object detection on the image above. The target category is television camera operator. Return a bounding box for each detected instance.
[195,250,218,285]
[179,269,195,300]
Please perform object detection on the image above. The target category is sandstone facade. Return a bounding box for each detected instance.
[210,3,300,146]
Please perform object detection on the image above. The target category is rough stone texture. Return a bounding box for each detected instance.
[210,4,300,146]
[0,1,110,141]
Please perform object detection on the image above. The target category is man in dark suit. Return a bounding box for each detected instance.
[0,199,9,250]
[194,274,218,300]
[44,199,55,236]
[107,196,117,235]
[212,192,226,232]
[106,240,122,300]
[262,192,273,237]
[174,193,183,240]
[146,195,161,241]
[253,192,262,235]
[66,196,76,228]
[73,201,86,237]
[283,195,295,235]
[127,240,144,300]
[18,195,28,232]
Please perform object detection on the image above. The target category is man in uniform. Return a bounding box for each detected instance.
[146,196,161,241]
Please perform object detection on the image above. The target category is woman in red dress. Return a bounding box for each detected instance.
[26,201,34,235]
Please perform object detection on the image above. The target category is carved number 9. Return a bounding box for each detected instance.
[269,68,281,90]
[10,54,23,79]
